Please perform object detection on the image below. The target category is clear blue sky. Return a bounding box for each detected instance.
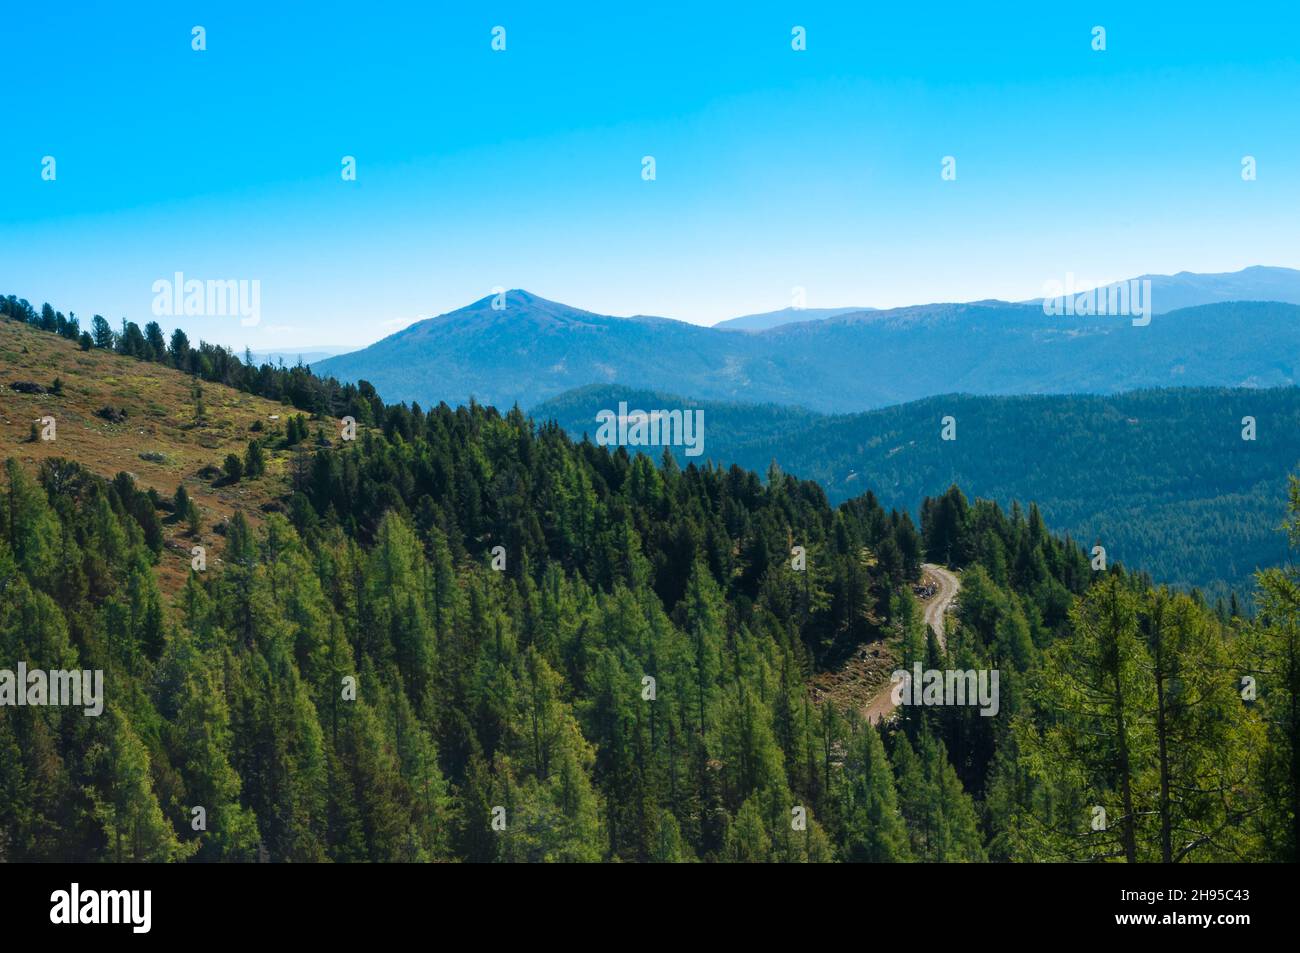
[2,1,1299,349]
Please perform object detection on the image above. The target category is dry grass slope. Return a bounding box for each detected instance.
[0,318,308,598]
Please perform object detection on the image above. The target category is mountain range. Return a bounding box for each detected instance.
[248,346,354,367]
[1021,265,1300,314]
[716,266,1300,332]
[315,267,1300,412]
[712,305,871,332]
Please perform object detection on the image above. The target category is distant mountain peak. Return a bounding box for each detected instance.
[493,288,548,306]
[461,288,569,311]
[408,290,606,336]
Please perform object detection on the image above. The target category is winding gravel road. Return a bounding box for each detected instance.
[865,563,960,725]
[919,563,959,650]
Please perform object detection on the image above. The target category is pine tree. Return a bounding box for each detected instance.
[1247,475,1300,861]
[244,440,266,479]
[85,709,196,862]
[842,721,910,862]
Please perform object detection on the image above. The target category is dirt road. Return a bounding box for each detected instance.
[865,563,960,725]
[920,564,960,650]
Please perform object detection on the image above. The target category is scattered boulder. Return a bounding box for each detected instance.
[10,381,47,394]
[96,405,128,423]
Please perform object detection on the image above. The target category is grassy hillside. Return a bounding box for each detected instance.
[534,384,1300,605]
[0,318,311,596]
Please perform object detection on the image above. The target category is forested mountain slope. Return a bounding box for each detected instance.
[536,384,1300,606]
[2,302,1297,863]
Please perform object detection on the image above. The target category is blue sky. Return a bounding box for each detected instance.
[2,1,1299,349]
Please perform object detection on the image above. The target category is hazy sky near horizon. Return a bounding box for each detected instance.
[3,2,1299,348]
